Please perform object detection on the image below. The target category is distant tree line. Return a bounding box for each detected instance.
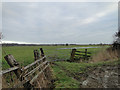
[2,43,112,47]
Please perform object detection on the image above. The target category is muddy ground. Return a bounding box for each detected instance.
[80,64,119,88]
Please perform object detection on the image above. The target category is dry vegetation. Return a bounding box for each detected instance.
[92,48,119,62]
[92,30,120,63]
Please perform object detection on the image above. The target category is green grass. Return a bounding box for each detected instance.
[54,60,119,74]
[2,45,119,88]
[52,65,80,88]
[52,60,119,88]
[2,45,107,69]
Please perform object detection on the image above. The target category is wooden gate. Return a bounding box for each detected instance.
[70,49,91,62]
[1,48,53,88]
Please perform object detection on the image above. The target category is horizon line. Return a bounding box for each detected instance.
[1,40,112,45]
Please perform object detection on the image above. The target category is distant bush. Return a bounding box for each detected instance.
[112,29,120,50]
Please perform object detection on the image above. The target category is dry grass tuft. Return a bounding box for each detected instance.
[91,48,119,62]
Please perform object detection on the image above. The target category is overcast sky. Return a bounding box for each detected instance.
[2,2,118,44]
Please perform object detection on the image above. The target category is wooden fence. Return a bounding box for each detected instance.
[70,49,91,62]
[1,48,53,88]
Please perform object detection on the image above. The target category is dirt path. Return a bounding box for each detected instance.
[53,62,119,88]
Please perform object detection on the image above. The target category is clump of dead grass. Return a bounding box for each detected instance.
[92,48,119,62]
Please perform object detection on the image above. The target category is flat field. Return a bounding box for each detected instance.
[2,45,119,88]
[2,45,108,70]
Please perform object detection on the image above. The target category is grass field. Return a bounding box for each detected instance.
[2,45,120,88]
[2,45,108,70]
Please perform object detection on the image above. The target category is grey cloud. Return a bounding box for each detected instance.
[2,2,118,44]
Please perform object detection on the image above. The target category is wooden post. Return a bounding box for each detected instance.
[34,50,37,61]
[34,50,40,61]
[40,48,44,57]
[85,49,87,60]
[70,49,76,62]
[4,54,21,78]
[37,51,40,59]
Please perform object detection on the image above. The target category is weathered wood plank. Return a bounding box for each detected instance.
[1,66,19,75]
[4,54,21,78]
[4,54,19,67]
[2,52,52,88]
[24,56,46,70]
[14,63,50,88]
[75,51,91,54]
[30,64,49,85]
[23,61,48,78]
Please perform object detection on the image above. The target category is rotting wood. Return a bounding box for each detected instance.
[24,56,46,70]
[4,54,19,67]
[30,64,49,85]
[22,61,48,79]
[2,48,53,88]
[2,66,19,75]
[4,54,21,78]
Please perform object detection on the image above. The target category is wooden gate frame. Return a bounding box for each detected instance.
[70,49,91,62]
[1,48,53,88]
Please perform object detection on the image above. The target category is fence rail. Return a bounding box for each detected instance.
[1,48,53,88]
[2,66,19,75]
[70,49,91,62]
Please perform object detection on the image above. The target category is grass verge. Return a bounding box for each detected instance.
[52,59,119,88]
[52,65,80,88]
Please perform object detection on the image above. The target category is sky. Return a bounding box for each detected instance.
[2,2,118,44]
